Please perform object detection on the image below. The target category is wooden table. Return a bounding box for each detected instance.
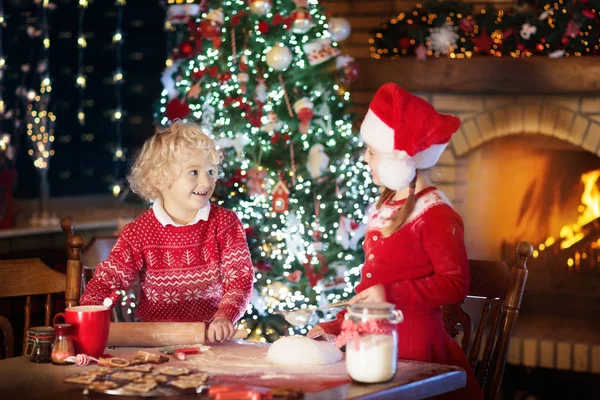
[0,342,466,399]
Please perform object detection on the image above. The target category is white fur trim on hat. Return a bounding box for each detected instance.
[412,143,448,169]
[360,109,394,153]
[377,151,416,191]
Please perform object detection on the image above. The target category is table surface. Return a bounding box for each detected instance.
[0,341,466,400]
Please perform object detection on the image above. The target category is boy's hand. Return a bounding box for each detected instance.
[207,317,235,343]
[349,284,386,304]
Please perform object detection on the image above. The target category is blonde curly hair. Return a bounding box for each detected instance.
[128,120,223,201]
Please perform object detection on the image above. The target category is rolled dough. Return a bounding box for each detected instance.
[266,336,343,366]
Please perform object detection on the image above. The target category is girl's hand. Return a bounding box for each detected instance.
[307,326,326,340]
[349,284,386,304]
[207,317,235,343]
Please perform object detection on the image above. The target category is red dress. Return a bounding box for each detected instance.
[320,187,484,400]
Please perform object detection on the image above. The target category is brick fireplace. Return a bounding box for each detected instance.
[352,57,600,375]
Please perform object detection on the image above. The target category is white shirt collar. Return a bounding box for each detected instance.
[152,197,211,227]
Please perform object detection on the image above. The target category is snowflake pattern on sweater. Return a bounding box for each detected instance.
[80,205,254,323]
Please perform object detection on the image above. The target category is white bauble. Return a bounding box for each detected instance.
[266,45,293,71]
[249,0,272,16]
[328,17,351,41]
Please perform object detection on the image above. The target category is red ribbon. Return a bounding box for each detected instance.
[336,318,395,350]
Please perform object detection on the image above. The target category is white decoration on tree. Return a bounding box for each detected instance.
[200,95,216,134]
[284,212,305,261]
[160,60,182,100]
[302,39,340,66]
[255,78,268,103]
[306,144,330,180]
[216,133,249,158]
[520,23,537,39]
[262,111,283,132]
[335,216,368,250]
[426,23,459,55]
[313,99,333,134]
[266,44,293,71]
[250,288,268,316]
[328,17,351,42]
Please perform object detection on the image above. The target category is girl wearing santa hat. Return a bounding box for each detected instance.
[308,83,484,399]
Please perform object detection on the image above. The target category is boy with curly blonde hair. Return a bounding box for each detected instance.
[81,121,254,342]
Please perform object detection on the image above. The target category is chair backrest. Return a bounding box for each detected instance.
[0,240,83,358]
[442,241,533,400]
[81,236,119,271]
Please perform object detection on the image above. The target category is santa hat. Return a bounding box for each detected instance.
[360,83,460,190]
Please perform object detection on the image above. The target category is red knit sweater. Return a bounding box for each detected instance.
[80,205,254,323]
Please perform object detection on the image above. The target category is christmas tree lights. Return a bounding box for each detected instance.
[157,0,368,341]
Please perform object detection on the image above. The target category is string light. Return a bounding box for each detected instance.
[112,0,126,194]
[76,0,87,125]
[370,2,599,59]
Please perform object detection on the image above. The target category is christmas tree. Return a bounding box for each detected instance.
[156,0,372,342]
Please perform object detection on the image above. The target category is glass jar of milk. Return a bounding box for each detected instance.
[343,302,403,383]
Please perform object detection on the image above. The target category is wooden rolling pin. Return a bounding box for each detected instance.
[106,322,248,347]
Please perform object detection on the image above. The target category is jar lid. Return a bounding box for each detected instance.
[348,302,396,319]
[27,326,56,339]
[54,323,72,336]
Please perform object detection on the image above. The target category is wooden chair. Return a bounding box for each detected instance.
[61,217,138,322]
[61,217,118,294]
[442,241,533,400]
[0,235,84,358]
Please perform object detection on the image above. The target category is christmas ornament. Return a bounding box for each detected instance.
[328,17,351,42]
[199,9,224,38]
[306,144,329,180]
[471,30,494,54]
[186,82,202,99]
[284,211,305,260]
[160,60,182,100]
[293,97,314,134]
[178,40,195,58]
[215,133,249,158]
[237,72,249,93]
[459,18,475,34]
[415,44,427,60]
[246,167,267,196]
[520,23,537,40]
[167,3,201,24]
[255,77,268,103]
[262,111,283,132]
[287,270,302,283]
[336,54,359,84]
[426,23,458,55]
[249,0,272,16]
[302,39,340,66]
[166,98,190,121]
[335,216,367,251]
[290,8,313,34]
[272,180,290,213]
[565,20,581,38]
[266,44,293,70]
[549,49,565,58]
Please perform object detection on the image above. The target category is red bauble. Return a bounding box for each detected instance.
[399,37,411,49]
[536,43,544,52]
[258,21,269,34]
[199,20,221,38]
[341,62,359,84]
[517,43,525,51]
[561,37,570,45]
[166,98,190,121]
[178,40,194,57]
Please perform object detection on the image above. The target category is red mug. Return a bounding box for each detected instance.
[53,305,110,358]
